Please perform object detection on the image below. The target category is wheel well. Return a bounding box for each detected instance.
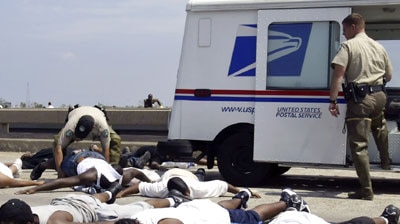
[205,123,254,168]
[214,123,254,146]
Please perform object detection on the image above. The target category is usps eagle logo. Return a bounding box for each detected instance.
[228,23,312,77]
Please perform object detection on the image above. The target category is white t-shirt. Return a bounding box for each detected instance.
[269,210,330,224]
[138,168,228,198]
[0,162,13,178]
[77,158,122,186]
[133,199,230,224]
[125,167,161,184]
[32,194,154,224]
[32,194,99,224]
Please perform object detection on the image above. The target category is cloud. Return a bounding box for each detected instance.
[60,51,76,61]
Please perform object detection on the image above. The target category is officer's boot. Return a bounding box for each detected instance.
[346,118,374,200]
[371,112,391,170]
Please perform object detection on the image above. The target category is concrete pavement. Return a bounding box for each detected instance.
[1,151,400,222]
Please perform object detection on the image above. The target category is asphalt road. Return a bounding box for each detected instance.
[1,151,400,223]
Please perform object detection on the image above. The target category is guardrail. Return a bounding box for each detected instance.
[0,108,171,153]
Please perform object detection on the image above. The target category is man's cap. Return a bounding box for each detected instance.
[0,198,34,224]
[75,115,95,139]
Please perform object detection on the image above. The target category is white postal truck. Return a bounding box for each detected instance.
[157,0,400,186]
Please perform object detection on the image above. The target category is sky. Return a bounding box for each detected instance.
[0,0,188,108]
[1,1,399,108]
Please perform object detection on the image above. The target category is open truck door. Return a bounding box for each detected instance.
[254,8,351,167]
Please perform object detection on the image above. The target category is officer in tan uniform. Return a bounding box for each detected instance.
[329,13,393,200]
[52,105,121,178]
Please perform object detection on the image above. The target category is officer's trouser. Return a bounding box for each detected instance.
[371,112,390,167]
[109,126,121,165]
[346,118,373,195]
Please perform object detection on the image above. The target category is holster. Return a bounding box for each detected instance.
[342,82,361,103]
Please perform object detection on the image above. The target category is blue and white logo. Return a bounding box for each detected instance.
[228,23,312,77]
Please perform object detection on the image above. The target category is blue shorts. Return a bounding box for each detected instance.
[228,209,262,224]
[335,217,375,224]
[61,150,105,177]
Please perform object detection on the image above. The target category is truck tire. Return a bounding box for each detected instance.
[269,165,291,177]
[217,132,274,186]
[157,140,193,158]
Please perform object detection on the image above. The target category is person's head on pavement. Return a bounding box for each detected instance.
[167,177,190,196]
[0,198,37,224]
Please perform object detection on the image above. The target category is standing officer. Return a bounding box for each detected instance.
[52,105,121,178]
[329,13,393,200]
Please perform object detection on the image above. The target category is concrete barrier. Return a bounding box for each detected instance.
[0,108,171,133]
[0,108,170,152]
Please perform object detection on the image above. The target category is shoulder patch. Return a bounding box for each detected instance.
[65,129,74,138]
[101,129,109,138]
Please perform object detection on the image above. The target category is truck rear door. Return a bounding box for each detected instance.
[254,7,351,165]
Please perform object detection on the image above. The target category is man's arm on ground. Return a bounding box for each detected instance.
[0,174,43,188]
[121,169,151,186]
[116,182,140,198]
[54,145,66,178]
[227,183,261,198]
[15,174,85,194]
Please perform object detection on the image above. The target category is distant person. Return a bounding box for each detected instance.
[47,102,54,108]
[144,94,163,108]
[52,105,122,178]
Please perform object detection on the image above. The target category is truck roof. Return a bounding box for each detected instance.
[187,0,400,12]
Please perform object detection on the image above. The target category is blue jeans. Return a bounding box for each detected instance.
[228,209,262,224]
[61,150,105,177]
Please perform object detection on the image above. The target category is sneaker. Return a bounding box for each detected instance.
[381,205,400,224]
[280,188,297,204]
[348,190,373,200]
[168,189,192,207]
[12,158,22,178]
[119,154,129,168]
[286,194,302,211]
[73,185,97,194]
[106,182,123,204]
[122,146,130,155]
[299,198,311,213]
[232,188,252,209]
[286,194,311,213]
[194,168,206,181]
[132,151,151,169]
[30,160,46,180]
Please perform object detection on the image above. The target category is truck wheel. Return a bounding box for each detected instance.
[270,165,291,177]
[217,132,273,186]
[157,140,193,158]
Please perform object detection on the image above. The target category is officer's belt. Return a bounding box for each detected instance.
[367,85,384,93]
